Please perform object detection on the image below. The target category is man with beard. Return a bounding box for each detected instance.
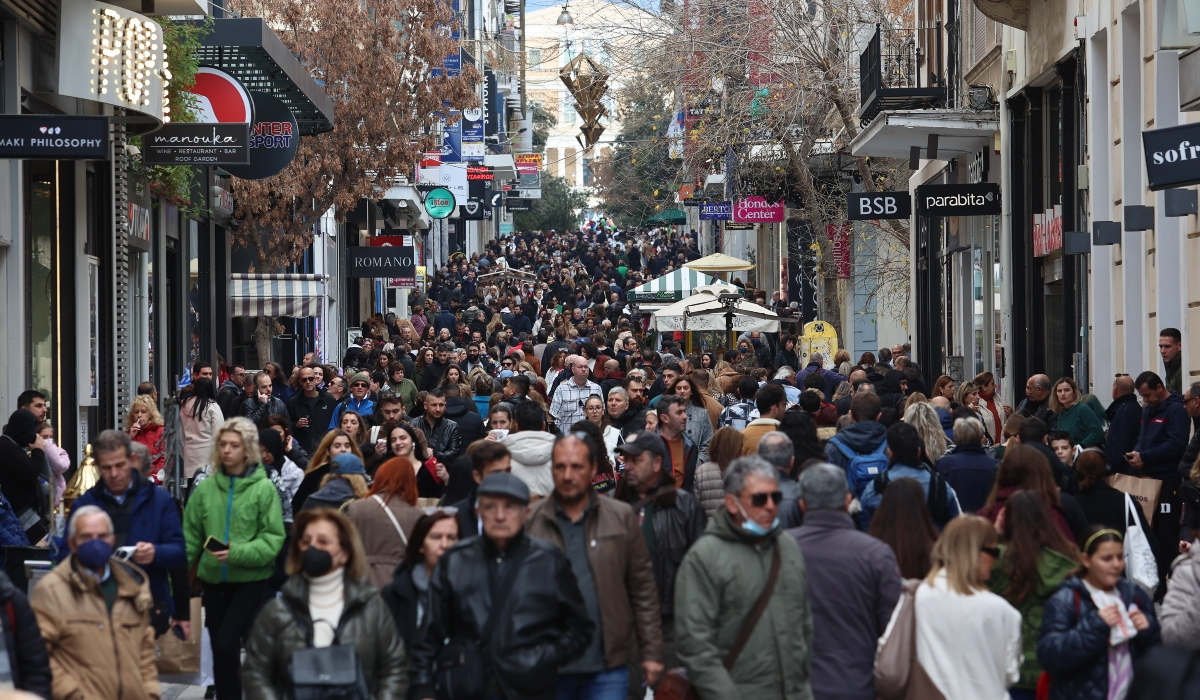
[607,388,645,437]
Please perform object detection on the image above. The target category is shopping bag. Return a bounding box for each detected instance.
[154,597,201,675]
[1124,493,1160,594]
[1108,473,1162,524]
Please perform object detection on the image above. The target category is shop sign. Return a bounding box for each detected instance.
[846,191,912,220]
[191,67,255,124]
[128,203,151,240]
[512,188,541,199]
[1142,122,1200,190]
[467,167,494,180]
[505,198,531,211]
[827,224,851,279]
[144,123,250,165]
[681,197,707,207]
[210,186,235,218]
[424,187,456,219]
[347,246,416,279]
[733,196,785,223]
[515,153,543,171]
[0,115,109,159]
[724,221,755,230]
[223,92,300,180]
[678,184,695,200]
[917,183,1001,216]
[1032,205,1064,257]
[699,201,732,220]
[461,107,484,163]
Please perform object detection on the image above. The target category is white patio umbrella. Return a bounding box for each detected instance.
[649,283,781,333]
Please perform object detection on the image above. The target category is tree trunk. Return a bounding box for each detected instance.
[254,316,274,369]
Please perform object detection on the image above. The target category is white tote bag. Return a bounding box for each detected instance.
[1124,493,1159,594]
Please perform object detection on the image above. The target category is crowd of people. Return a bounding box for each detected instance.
[0,224,1198,699]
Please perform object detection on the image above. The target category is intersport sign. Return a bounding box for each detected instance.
[1142,123,1200,190]
[917,183,1001,216]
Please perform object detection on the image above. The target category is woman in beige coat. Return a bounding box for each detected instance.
[345,454,424,589]
[180,378,224,479]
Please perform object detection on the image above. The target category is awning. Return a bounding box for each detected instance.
[850,109,998,160]
[231,274,327,317]
[627,267,736,304]
[644,208,687,225]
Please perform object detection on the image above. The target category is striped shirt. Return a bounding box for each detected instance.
[550,379,603,428]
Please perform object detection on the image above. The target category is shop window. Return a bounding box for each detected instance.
[26,162,57,403]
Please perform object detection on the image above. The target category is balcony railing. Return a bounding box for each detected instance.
[858,24,945,126]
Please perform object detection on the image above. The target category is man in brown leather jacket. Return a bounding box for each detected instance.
[526,434,663,699]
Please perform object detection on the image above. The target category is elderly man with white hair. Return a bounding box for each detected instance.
[796,352,847,403]
[32,505,159,700]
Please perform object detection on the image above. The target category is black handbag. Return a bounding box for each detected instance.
[434,547,528,700]
[283,601,370,700]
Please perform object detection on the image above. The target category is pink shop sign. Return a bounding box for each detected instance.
[733,196,785,223]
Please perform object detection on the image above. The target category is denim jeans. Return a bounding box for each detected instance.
[558,666,631,700]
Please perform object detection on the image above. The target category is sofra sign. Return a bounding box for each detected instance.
[1142,123,1200,190]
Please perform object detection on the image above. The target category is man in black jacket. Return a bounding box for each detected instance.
[442,384,485,445]
[1107,375,1143,472]
[286,366,336,454]
[411,390,462,497]
[412,473,593,700]
[1178,383,1200,478]
[1018,374,1059,431]
[419,343,453,392]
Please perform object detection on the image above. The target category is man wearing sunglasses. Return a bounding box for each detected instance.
[286,366,336,454]
[328,371,375,430]
[674,456,814,699]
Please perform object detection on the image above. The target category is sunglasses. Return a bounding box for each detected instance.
[981,545,1001,558]
[351,382,369,388]
[301,376,318,382]
[749,491,784,507]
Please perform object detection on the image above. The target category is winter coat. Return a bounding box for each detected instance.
[823,420,888,473]
[978,391,1006,441]
[1038,576,1161,700]
[183,464,286,584]
[504,431,557,497]
[286,391,337,455]
[859,463,961,531]
[774,349,799,372]
[1074,481,1156,543]
[684,404,713,463]
[739,418,781,456]
[0,488,30,555]
[301,477,359,512]
[409,531,594,700]
[610,406,648,437]
[979,486,1079,547]
[526,493,663,667]
[619,483,706,618]
[1132,392,1190,479]
[241,573,408,700]
[658,428,701,492]
[692,461,726,517]
[72,471,187,616]
[379,561,426,652]
[1160,540,1200,648]
[0,433,48,525]
[674,508,814,700]
[1019,395,1060,432]
[0,569,50,698]
[1105,393,1143,472]
[935,444,999,513]
[239,395,288,427]
[329,395,376,431]
[345,494,424,590]
[795,362,846,402]
[443,397,485,446]
[410,415,462,468]
[1057,403,1105,448]
[31,557,159,700]
[876,370,909,412]
[986,545,1079,689]
[180,397,224,479]
[787,510,900,700]
[43,440,70,508]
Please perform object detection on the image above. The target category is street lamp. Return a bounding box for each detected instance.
[557,2,574,25]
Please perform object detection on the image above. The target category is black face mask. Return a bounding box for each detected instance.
[301,547,335,577]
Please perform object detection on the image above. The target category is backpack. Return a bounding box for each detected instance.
[873,465,951,526]
[831,437,889,498]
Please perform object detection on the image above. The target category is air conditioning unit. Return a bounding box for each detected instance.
[967,84,995,110]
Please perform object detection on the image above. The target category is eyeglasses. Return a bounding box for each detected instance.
[980,545,1001,558]
[748,491,784,507]
[423,506,459,516]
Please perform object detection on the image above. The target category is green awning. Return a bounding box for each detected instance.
[643,208,687,225]
[627,267,742,303]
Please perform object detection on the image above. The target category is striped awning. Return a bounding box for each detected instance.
[627,267,740,303]
[230,274,327,318]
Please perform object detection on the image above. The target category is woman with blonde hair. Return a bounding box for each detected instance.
[1049,376,1104,448]
[692,427,744,516]
[903,391,929,412]
[880,515,1022,699]
[834,348,853,377]
[903,401,950,464]
[302,452,370,511]
[241,508,406,698]
[124,394,166,479]
[292,429,364,514]
[346,456,423,590]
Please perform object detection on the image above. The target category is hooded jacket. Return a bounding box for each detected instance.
[823,420,887,473]
[183,464,286,585]
[675,509,814,700]
[503,431,557,497]
[0,409,48,522]
[443,396,485,445]
[1132,392,1190,479]
[876,370,908,412]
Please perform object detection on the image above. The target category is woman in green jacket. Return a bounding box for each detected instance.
[987,489,1080,699]
[184,416,286,700]
[1050,377,1105,447]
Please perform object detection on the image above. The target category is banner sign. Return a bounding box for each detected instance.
[734,196,785,223]
[699,201,732,220]
[916,183,1001,216]
[786,219,819,323]
[144,123,250,165]
[846,191,911,220]
[467,166,494,180]
[347,246,417,279]
[0,115,109,159]
[827,223,851,279]
[223,92,299,180]
[512,188,541,199]
[514,153,543,171]
[681,197,707,207]
[461,106,484,162]
[1142,122,1200,190]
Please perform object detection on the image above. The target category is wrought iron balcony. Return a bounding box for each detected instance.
[858,24,946,127]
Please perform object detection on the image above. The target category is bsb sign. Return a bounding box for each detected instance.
[847,191,912,220]
[1142,123,1200,190]
[916,183,1001,216]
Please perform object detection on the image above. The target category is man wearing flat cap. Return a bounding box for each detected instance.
[411,472,594,700]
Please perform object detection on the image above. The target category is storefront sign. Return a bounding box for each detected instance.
[0,115,109,159]
[210,185,235,218]
[224,92,299,180]
[423,187,456,219]
[1142,122,1200,190]
[847,191,912,220]
[467,167,494,180]
[724,221,755,230]
[191,67,255,124]
[144,123,250,165]
[505,198,531,211]
[699,201,732,220]
[681,197,707,207]
[1032,205,1064,257]
[917,183,1001,216]
[734,196,785,223]
[347,246,417,279]
[515,153,543,171]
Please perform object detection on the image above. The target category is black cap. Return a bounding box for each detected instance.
[615,430,668,461]
[477,472,531,505]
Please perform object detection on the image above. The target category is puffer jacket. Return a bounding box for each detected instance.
[0,569,50,698]
[1160,540,1200,648]
[692,461,726,517]
[183,464,286,584]
[241,573,407,700]
[31,556,158,700]
[503,431,556,496]
[1038,576,1161,700]
[409,531,594,700]
[675,509,814,700]
[986,545,1079,689]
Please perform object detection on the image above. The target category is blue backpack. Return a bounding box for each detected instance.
[830,437,889,498]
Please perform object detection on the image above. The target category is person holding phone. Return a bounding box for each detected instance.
[124,395,166,483]
[183,417,285,700]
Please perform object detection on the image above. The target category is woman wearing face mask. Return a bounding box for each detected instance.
[241,509,407,700]
[380,511,460,649]
[183,417,286,700]
[291,429,364,517]
[1038,527,1161,700]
